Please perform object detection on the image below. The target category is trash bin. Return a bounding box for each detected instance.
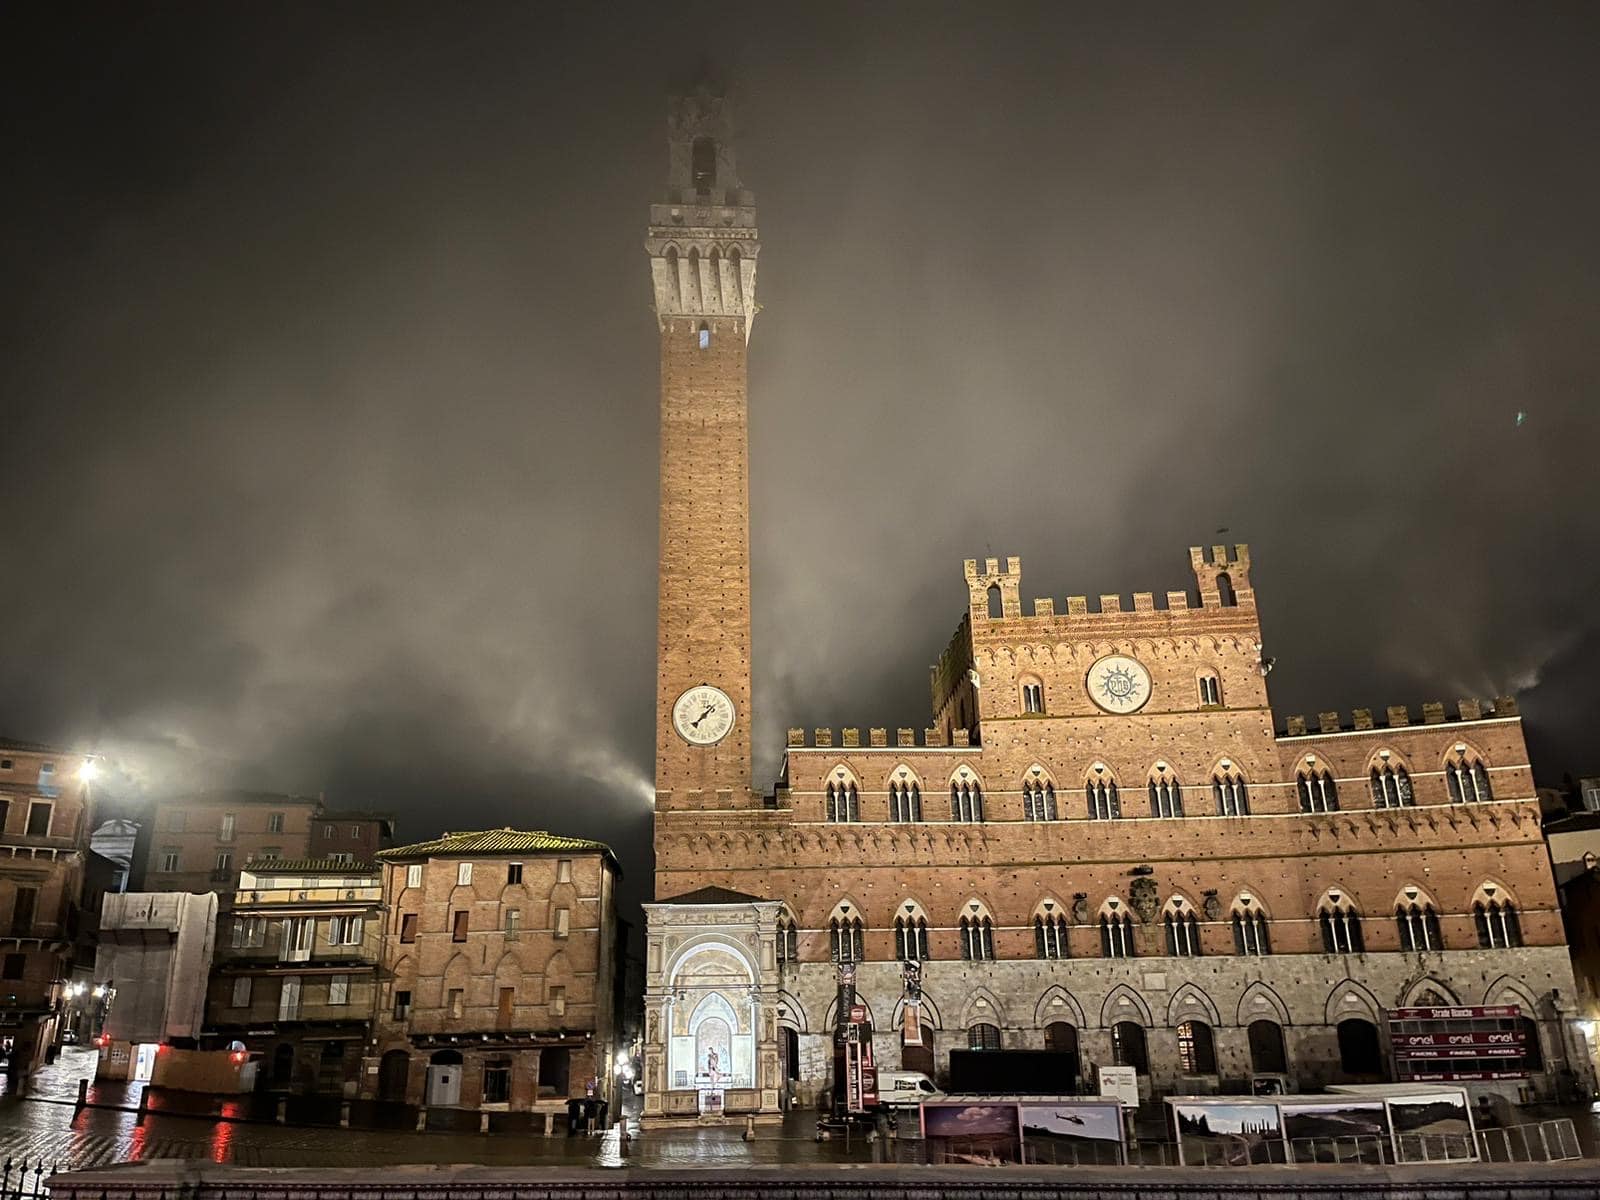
[566,1099,583,1134]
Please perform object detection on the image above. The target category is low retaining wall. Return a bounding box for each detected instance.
[49,1161,1600,1200]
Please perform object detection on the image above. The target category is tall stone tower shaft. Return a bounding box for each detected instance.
[648,87,760,812]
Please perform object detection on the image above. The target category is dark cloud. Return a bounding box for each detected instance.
[5,3,1599,916]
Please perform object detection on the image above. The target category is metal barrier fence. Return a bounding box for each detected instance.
[0,1158,56,1200]
[1476,1119,1583,1163]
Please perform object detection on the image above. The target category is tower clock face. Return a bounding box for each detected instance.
[672,684,736,745]
[1086,655,1152,715]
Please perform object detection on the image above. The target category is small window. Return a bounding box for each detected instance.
[268,812,284,833]
[986,584,1003,619]
[1198,674,1221,706]
[1216,572,1237,607]
[330,851,353,865]
[505,909,521,937]
[556,859,572,883]
[1022,682,1044,714]
[452,910,469,942]
[507,863,523,885]
[328,975,350,1006]
[0,759,10,770]
[260,847,281,860]
[691,136,717,191]
[26,802,52,838]
[967,1023,1001,1051]
[550,985,566,1017]
[231,976,252,1007]
[457,862,473,886]
[160,847,181,873]
[1,953,24,980]
[393,989,412,1020]
[214,851,232,874]
[554,907,570,938]
[698,324,711,350]
[406,864,423,889]
[400,913,418,943]
[483,1059,511,1104]
[350,825,361,838]
[323,824,335,839]
[447,988,464,1019]
[220,813,236,842]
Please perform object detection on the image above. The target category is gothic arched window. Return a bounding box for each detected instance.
[1086,775,1121,820]
[826,779,859,823]
[1446,752,1493,803]
[1318,892,1364,954]
[691,136,717,192]
[1099,900,1135,959]
[1148,768,1184,819]
[776,914,798,964]
[1162,897,1201,957]
[1298,767,1339,813]
[1034,900,1069,960]
[1394,892,1444,952]
[889,779,922,822]
[829,916,864,963]
[894,908,930,961]
[959,905,995,961]
[1023,779,1057,822]
[1370,760,1415,808]
[1231,895,1271,956]
[1213,768,1250,816]
[951,777,984,822]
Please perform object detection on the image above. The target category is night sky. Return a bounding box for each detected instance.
[6,4,1599,914]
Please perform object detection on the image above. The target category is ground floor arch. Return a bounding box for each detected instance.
[378,1048,410,1102]
[1336,1018,1385,1079]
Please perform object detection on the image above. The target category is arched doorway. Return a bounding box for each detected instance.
[271,1042,295,1087]
[1111,1022,1148,1073]
[1177,1020,1216,1074]
[901,1024,935,1077]
[378,1049,410,1102]
[666,944,756,1091]
[782,1027,800,1083]
[1045,1021,1080,1085]
[1337,1019,1384,1078]
[1248,1020,1287,1075]
[426,1049,463,1107]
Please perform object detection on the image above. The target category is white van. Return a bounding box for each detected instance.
[878,1071,944,1107]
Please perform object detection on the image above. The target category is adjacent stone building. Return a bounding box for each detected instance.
[364,830,623,1123]
[0,740,95,1072]
[638,87,1590,1121]
[204,859,382,1095]
[142,791,323,897]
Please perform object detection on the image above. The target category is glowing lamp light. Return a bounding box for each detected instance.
[230,1051,247,1065]
[78,758,100,783]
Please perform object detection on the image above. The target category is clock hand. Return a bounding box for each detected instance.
[690,705,715,728]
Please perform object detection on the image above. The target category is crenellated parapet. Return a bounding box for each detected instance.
[785,726,978,751]
[959,545,1258,632]
[1280,696,1519,737]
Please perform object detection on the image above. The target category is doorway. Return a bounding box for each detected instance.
[1044,1022,1080,1085]
[1248,1020,1288,1075]
[426,1049,463,1107]
[378,1049,411,1102]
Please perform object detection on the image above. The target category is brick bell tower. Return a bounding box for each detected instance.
[647,83,760,818]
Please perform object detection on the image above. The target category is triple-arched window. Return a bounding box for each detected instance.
[1370,760,1414,808]
[1395,890,1444,951]
[1232,895,1271,956]
[829,915,864,963]
[889,778,922,822]
[1298,766,1340,813]
[1023,778,1058,821]
[1213,768,1250,816]
[894,909,930,961]
[1100,900,1135,958]
[1319,892,1365,953]
[1163,897,1201,957]
[826,779,860,823]
[1446,752,1493,803]
[1473,883,1522,948]
[951,777,985,822]
[1034,901,1069,959]
[1149,768,1184,818]
[1086,774,1121,820]
[776,914,798,964]
[959,908,995,961]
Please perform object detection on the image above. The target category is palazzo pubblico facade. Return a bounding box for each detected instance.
[637,87,1587,1123]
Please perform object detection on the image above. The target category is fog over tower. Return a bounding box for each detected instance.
[648,82,760,822]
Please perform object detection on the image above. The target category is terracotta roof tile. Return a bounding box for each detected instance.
[376,827,616,865]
